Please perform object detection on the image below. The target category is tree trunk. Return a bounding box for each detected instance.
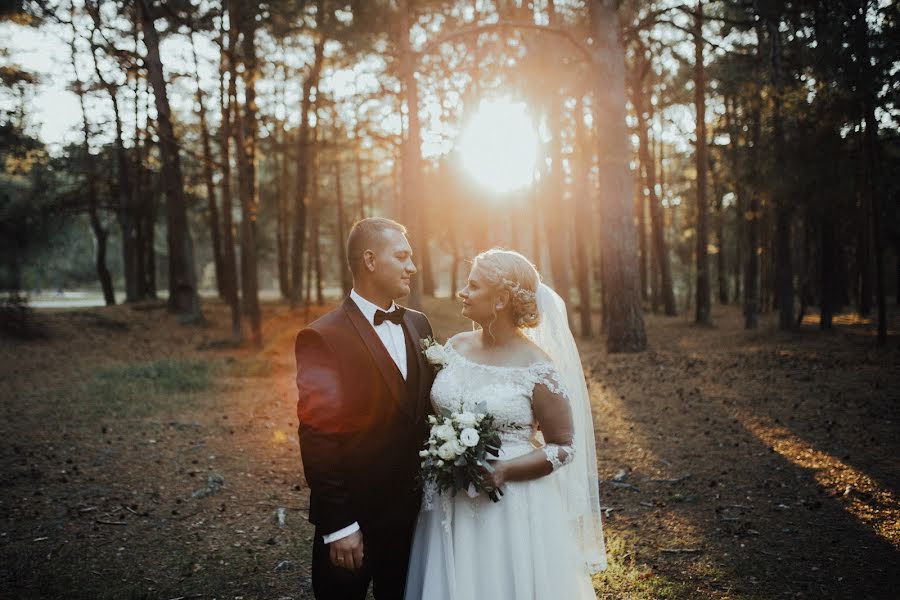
[398,0,428,309]
[138,0,201,322]
[590,0,647,352]
[87,18,137,303]
[712,155,727,304]
[692,1,712,325]
[276,54,291,300]
[190,31,225,300]
[229,0,262,347]
[291,3,326,307]
[725,96,743,304]
[573,94,594,337]
[335,159,352,295]
[744,21,764,330]
[761,0,794,330]
[70,20,114,306]
[853,0,887,344]
[633,61,677,316]
[219,15,241,342]
[132,65,149,300]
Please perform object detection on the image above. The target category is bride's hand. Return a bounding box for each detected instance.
[482,460,507,489]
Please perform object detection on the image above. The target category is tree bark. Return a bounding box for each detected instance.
[291,2,326,307]
[219,15,241,342]
[853,0,887,344]
[87,15,137,303]
[70,19,114,306]
[633,58,677,316]
[692,0,712,325]
[744,21,764,330]
[760,0,794,330]
[229,0,262,347]
[335,159,352,295]
[573,94,593,337]
[190,31,225,300]
[590,0,647,352]
[138,0,201,322]
[398,0,428,308]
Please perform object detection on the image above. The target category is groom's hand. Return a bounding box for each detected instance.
[329,530,364,570]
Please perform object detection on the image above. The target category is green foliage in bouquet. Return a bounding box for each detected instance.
[418,401,506,502]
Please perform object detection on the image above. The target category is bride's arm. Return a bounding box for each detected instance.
[484,383,575,486]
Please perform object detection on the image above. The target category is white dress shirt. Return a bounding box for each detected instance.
[322,289,409,544]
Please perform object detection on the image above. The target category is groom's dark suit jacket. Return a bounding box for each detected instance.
[295,297,435,535]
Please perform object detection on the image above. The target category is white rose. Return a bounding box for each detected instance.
[435,424,457,442]
[455,412,477,428]
[436,459,445,467]
[451,439,466,456]
[424,344,448,367]
[459,428,480,447]
[419,450,430,458]
[427,415,438,425]
[437,442,457,460]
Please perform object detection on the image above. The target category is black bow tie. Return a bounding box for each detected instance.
[374,307,406,326]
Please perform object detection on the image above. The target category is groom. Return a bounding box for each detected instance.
[295,217,435,600]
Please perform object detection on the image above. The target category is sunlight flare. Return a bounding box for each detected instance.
[457,98,539,194]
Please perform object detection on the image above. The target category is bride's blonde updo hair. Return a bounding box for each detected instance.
[472,248,541,329]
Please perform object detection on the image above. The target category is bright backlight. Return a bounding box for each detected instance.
[457,99,539,194]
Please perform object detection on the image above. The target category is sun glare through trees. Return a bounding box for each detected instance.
[456,98,539,195]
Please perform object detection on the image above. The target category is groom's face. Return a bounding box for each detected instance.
[368,229,416,299]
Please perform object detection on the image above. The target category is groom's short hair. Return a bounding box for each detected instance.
[347,217,408,276]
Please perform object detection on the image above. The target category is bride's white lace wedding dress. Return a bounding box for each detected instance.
[403,340,599,600]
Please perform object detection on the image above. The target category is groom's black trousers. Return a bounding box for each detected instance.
[312,511,418,600]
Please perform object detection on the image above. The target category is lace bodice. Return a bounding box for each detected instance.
[430,342,572,460]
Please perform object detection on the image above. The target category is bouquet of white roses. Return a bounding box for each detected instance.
[418,402,505,502]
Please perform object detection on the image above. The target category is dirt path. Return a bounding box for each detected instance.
[0,299,897,599]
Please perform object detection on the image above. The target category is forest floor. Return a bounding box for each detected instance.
[1,297,898,600]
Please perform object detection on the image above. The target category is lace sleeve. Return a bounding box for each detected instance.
[531,363,575,471]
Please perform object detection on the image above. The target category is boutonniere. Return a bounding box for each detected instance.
[420,336,448,371]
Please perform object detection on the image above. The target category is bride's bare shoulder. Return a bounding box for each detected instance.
[447,330,475,349]
[518,336,553,364]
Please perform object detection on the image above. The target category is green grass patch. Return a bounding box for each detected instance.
[76,359,218,419]
[93,360,214,393]
[593,534,715,599]
[225,355,274,378]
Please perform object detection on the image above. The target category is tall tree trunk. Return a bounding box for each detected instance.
[70,20,114,306]
[573,94,594,337]
[276,53,291,300]
[725,96,743,304]
[138,0,201,322]
[853,0,887,344]
[398,0,428,308]
[590,0,647,352]
[744,21,764,329]
[692,0,712,325]
[711,155,727,304]
[190,31,225,300]
[291,3,326,307]
[219,15,241,342]
[230,0,262,347]
[354,123,367,220]
[132,62,149,300]
[761,0,794,330]
[87,16,137,303]
[633,60,677,316]
[335,159,352,295]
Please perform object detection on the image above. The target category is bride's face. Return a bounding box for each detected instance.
[458,265,496,324]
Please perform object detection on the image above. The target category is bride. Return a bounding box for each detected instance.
[404,249,606,600]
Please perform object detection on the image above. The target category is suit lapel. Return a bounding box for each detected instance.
[401,309,430,421]
[342,297,405,405]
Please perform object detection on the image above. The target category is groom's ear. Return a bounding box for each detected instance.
[363,249,376,272]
